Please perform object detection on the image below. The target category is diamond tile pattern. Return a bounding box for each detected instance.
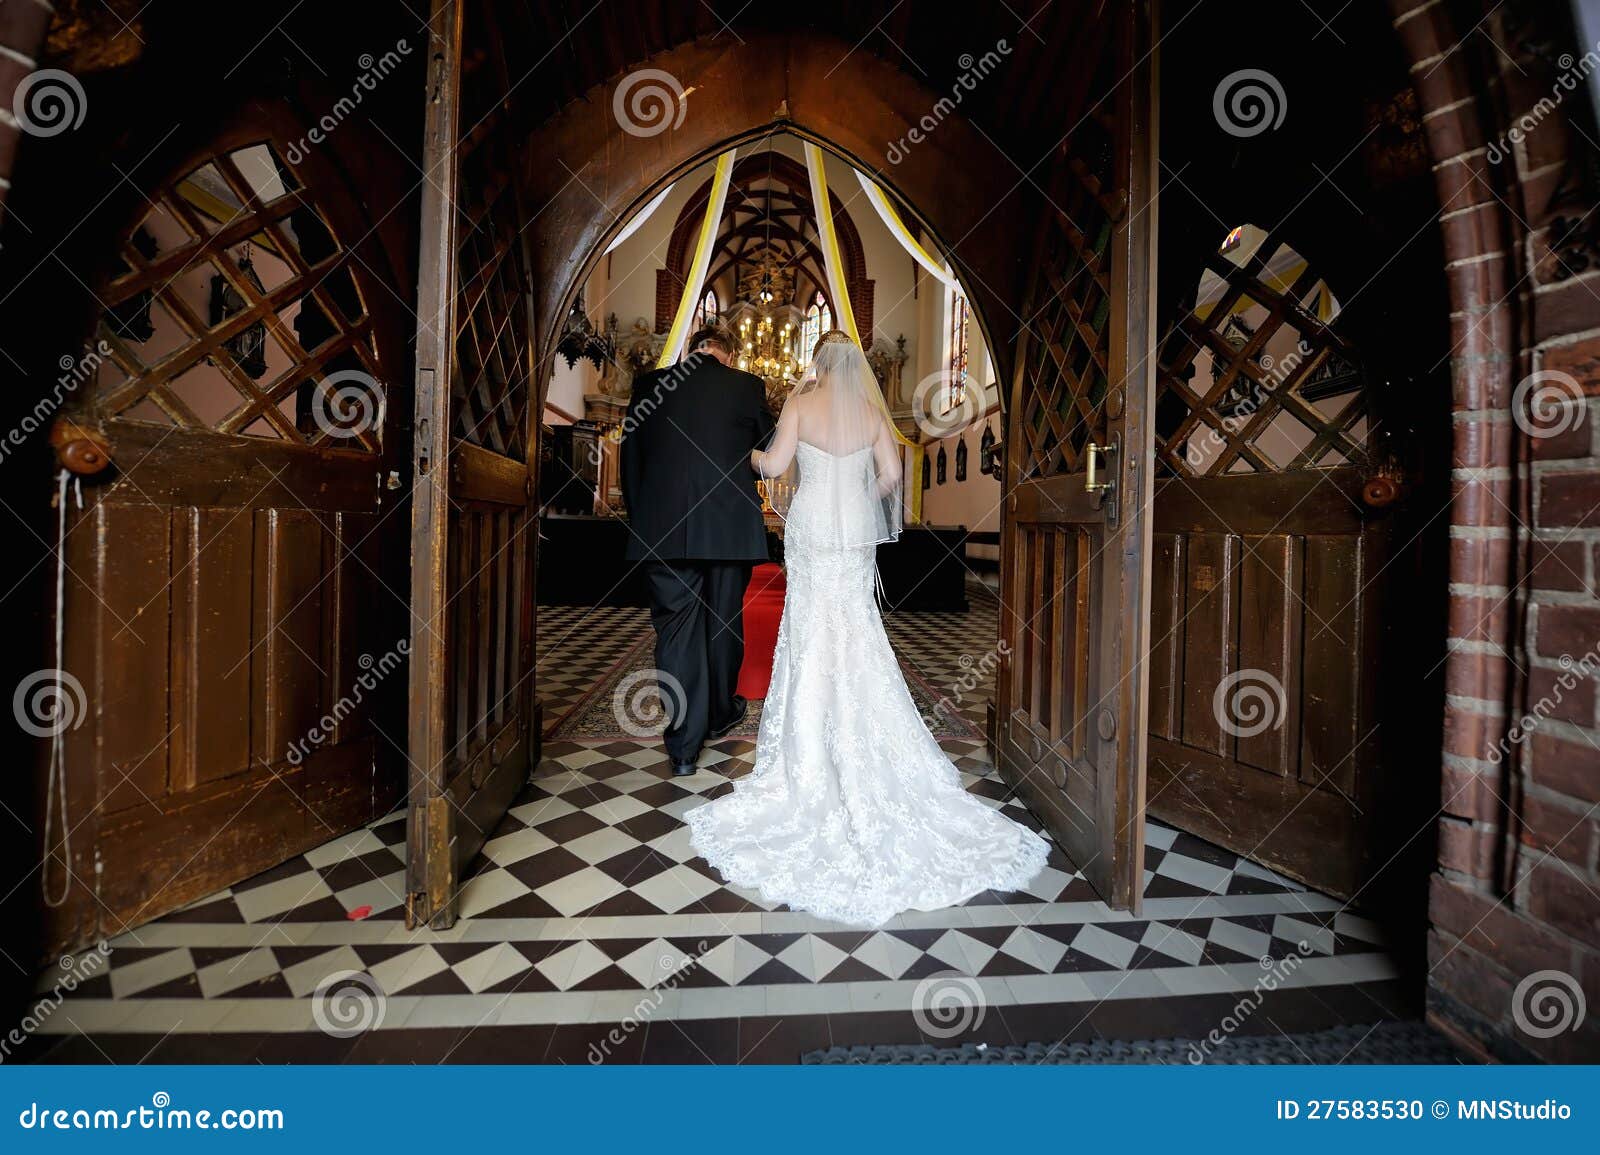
[39,585,1392,1039]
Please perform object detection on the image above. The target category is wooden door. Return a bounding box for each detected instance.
[42,113,411,954]
[1146,227,1392,899]
[406,0,540,929]
[993,2,1157,911]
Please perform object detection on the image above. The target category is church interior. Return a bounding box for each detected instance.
[0,0,1596,1065]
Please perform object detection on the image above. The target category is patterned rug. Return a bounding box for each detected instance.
[545,629,983,742]
[802,1023,1465,1065]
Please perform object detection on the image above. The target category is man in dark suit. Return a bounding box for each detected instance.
[619,325,776,776]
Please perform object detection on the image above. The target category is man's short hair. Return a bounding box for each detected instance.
[689,325,736,357]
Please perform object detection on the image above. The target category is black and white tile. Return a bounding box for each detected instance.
[32,589,1397,1050]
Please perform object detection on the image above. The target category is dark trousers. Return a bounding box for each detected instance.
[642,560,751,762]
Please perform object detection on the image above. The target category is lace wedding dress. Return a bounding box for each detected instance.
[685,439,1050,927]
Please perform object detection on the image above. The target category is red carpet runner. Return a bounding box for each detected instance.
[736,562,786,699]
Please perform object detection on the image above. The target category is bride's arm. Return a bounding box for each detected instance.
[872,413,903,496]
[753,396,799,478]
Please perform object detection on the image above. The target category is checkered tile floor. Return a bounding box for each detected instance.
[26,583,1404,1062]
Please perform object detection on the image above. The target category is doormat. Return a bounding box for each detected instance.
[545,631,983,743]
[802,1022,1466,1065]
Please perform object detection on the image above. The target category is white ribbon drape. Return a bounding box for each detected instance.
[853,170,961,293]
[605,182,674,255]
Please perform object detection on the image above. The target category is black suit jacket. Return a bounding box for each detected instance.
[618,353,777,562]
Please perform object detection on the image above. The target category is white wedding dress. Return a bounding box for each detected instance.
[685,439,1050,927]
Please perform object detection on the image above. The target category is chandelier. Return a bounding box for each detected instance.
[737,311,798,383]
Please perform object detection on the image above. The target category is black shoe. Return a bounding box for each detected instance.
[671,758,698,777]
[708,696,749,740]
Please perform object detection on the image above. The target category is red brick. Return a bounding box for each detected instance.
[1526,663,1597,726]
[1439,816,1498,878]
[1538,471,1600,526]
[1452,473,1513,528]
[1442,761,1504,821]
[1452,417,1513,469]
[0,0,52,57]
[1518,794,1596,865]
[1530,539,1588,590]
[1529,414,1593,459]
[1450,534,1512,589]
[1429,874,1572,975]
[1448,593,1508,644]
[1526,866,1600,949]
[1535,279,1600,344]
[1529,730,1600,804]
[1541,337,1600,395]
[1428,931,1515,1024]
[1443,647,1510,702]
[1536,602,1600,657]
[1443,707,1498,762]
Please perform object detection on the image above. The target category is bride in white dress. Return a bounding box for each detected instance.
[685,330,1049,927]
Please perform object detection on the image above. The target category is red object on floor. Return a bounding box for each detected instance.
[736,562,786,700]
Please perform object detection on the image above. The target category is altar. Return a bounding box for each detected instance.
[536,514,970,614]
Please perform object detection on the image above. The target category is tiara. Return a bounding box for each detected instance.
[813,329,855,351]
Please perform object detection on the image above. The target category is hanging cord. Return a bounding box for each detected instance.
[42,469,81,908]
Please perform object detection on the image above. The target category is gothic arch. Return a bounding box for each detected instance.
[654,150,873,338]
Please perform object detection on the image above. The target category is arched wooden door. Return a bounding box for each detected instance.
[405,0,541,929]
[994,1,1157,911]
[43,110,412,954]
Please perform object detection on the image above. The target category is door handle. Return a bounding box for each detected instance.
[1085,439,1117,494]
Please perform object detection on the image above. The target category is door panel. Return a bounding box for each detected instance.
[1149,215,1390,897]
[43,115,410,952]
[406,0,539,929]
[994,0,1156,911]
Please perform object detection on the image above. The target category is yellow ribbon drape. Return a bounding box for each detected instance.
[803,142,917,478]
[658,149,736,368]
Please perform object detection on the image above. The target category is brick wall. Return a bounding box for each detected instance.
[0,0,55,235]
[1393,0,1600,1062]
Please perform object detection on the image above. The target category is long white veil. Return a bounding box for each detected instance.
[772,332,903,548]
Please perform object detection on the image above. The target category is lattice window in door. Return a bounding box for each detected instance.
[1154,226,1369,478]
[451,76,533,463]
[90,142,385,452]
[1014,101,1126,481]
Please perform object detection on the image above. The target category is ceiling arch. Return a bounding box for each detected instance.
[519,30,1051,407]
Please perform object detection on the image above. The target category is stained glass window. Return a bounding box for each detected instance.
[801,289,832,363]
[945,292,969,415]
[692,288,718,330]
